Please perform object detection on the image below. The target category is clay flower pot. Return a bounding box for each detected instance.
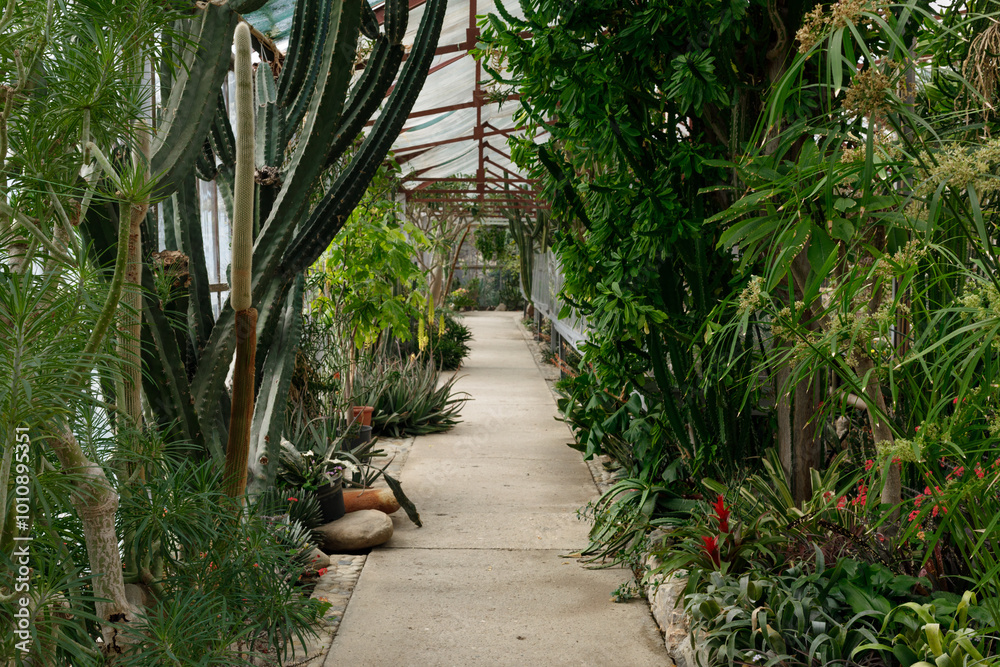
[351,405,374,427]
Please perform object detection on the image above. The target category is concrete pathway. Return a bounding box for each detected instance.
[324,312,668,667]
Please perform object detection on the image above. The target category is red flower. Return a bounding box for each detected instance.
[976,464,985,479]
[851,482,868,507]
[712,494,730,534]
[701,536,721,567]
[288,497,298,502]
[837,496,847,510]
[864,459,874,472]
[954,397,959,405]
[317,567,328,576]
[908,510,920,521]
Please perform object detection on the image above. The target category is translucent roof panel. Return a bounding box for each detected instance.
[247,0,546,219]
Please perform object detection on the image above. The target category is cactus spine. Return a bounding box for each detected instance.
[222,22,257,501]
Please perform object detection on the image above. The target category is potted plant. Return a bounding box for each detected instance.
[314,467,346,524]
[277,449,346,524]
[351,405,374,426]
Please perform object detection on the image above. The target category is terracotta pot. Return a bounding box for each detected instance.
[351,405,374,427]
[343,488,400,514]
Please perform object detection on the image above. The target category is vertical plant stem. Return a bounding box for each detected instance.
[223,308,257,499]
[48,428,137,648]
[223,22,256,502]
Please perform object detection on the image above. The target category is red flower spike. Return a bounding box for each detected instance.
[701,536,721,567]
[712,494,730,534]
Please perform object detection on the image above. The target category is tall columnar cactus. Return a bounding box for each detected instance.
[83,0,447,492]
[222,22,257,501]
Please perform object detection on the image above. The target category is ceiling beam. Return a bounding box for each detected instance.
[394,126,522,155]
[408,195,543,205]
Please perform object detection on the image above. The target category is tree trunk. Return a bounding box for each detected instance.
[793,374,818,504]
[856,355,900,511]
[48,429,137,652]
[429,264,443,308]
[776,363,792,483]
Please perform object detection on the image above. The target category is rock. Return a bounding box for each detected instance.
[343,488,400,514]
[304,547,331,573]
[315,509,393,552]
[495,303,507,311]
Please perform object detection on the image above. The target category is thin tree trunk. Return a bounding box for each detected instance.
[442,224,471,299]
[857,354,900,512]
[776,363,792,483]
[793,374,818,504]
[49,429,138,651]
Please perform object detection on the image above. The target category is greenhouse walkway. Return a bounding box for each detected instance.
[324,311,668,666]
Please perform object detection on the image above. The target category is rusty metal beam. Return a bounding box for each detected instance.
[394,126,522,155]
[374,0,428,22]
[409,196,542,205]
[402,176,538,185]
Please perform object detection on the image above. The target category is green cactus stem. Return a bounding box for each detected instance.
[222,22,257,501]
[230,24,254,314]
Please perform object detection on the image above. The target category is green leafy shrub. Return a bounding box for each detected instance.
[858,591,998,665]
[685,557,918,666]
[116,500,327,665]
[398,311,473,370]
[448,287,477,310]
[427,313,473,370]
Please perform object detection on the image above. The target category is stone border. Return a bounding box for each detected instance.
[283,555,367,666]
[512,313,699,666]
[281,436,415,666]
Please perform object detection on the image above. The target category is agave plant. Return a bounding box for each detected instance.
[354,350,469,437]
